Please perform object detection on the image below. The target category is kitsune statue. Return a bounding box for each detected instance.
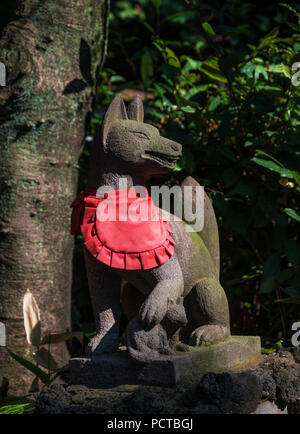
[71,94,230,362]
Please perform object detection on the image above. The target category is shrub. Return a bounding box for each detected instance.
[76,0,300,347]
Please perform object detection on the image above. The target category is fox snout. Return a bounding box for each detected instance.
[142,135,182,173]
[161,136,182,155]
[100,94,183,175]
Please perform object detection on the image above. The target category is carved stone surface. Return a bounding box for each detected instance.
[69,336,262,388]
[78,94,237,364]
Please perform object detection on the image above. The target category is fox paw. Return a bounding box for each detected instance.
[85,333,118,358]
[189,325,230,347]
[139,293,168,329]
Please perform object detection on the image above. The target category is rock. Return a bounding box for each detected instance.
[252,401,288,414]
[231,372,262,413]
[35,384,71,414]
[262,348,300,412]
[289,346,300,364]
[195,373,233,413]
[185,371,262,414]
[35,347,300,414]
[252,368,276,401]
[118,387,159,414]
[276,364,300,411]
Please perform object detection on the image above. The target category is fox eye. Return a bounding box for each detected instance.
[130,131,150,140]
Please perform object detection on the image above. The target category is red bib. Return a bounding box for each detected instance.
[71,188,175,270]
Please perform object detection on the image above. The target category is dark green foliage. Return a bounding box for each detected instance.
[73,0,300,348]
[0,397,34,414]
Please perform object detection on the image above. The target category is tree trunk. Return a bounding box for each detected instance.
[0,0,109,395]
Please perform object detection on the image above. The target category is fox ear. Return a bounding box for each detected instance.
[101,94,128,145]
[127,95,144,122]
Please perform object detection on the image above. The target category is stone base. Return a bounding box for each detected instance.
[69,336,262,388]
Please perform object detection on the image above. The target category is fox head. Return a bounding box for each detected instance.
[99,94,182,176]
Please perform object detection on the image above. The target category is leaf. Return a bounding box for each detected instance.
[198,57,227,83]
[7,350,50,385]
[275,297,300,304]
[151,0,161,9]
[241,62,257,78]
[110,75,126,83]
[153,40,181,68]
[202,22,216,37]
[141,51,154,82]
[264,253,280,278]
[181,56,202,73]
[257,27,279,51]
[286,240,300,263]
[163,47,181,68]
[292,171,300,186]
[254,65,268,82]
[208,96,222,111]
[40,331,84,346]
[0,403,34,414]
[141,21,155,34]
[23,289,41,347]
[261,347,277,354]
[29,376,40,394]
[173,162,182,172]
[283,286,300,298]
[181,148,196,172]
[48,365,70,385]
[254,150,283,167]
[259,276,277,294]
[251,157,294,178]
[284,208,300,222]
[277,268,295,282]
[161,11,194,24]
[287,21,300,31]
[279,3,300,19]
[259,254,281,294]
[0,396,35,413]
[181,105,196,113]
[268,63,291,78]
[261,85,283,96]
[33,348,58,372]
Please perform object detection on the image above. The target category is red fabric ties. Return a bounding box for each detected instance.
[70,188,176,270]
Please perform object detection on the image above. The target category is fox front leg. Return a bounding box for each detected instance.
[139,278,184,328]
[84,249,122,357]
[127,290,186,363]
[188,277,230,346]
[139,255,184,329]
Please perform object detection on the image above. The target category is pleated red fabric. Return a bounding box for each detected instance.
[70,188,176,270]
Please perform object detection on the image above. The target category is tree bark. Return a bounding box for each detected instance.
[0,0,109,394]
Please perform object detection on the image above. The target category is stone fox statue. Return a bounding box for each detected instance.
[71,94,230,362]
